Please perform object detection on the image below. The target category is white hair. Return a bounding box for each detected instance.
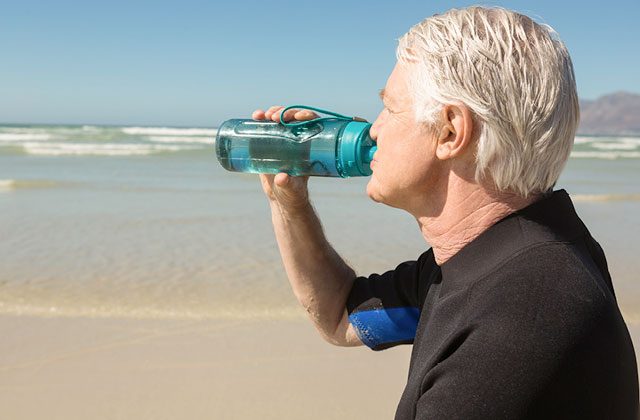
[397,6,579,197]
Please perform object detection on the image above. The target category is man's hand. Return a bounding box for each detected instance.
[249,105,362,347]
[252,106,319,213]
[252,105,319,123]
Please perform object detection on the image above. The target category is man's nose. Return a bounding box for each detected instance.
[369,117,380,141]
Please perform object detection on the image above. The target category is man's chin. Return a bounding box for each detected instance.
[366,180,383,204]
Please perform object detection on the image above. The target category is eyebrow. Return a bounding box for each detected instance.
[379,88,386,101]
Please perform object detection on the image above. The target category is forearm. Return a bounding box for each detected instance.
[252,107,361,346]
[270,199,357,345]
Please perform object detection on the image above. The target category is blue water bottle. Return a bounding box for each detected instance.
[216,105,377,177]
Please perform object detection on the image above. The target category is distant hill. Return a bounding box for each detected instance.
[578,91,640,136]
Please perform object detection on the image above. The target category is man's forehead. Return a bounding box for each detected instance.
[382,63,409,100]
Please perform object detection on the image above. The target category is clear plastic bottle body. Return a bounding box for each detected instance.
[216,119,372,177]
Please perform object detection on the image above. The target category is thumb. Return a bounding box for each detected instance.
[272,173,309,204]
[274,172,290,188]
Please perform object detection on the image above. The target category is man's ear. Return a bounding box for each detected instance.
[435,101,473,160]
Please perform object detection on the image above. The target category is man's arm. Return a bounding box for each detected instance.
[254,106,363,347]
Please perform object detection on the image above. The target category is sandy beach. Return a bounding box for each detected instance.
[0,314,638,419]
[0,315,414,419]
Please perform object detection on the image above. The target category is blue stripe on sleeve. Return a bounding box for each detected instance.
[348,307,420,349]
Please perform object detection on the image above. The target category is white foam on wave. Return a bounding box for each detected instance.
[619,137,640,144]
[0,133,53,142]
[574,136,596,144]
[592,142,638,151]
[0,179,62,191]
[121,126,218,136]
[0,127,47,134]
[22,142,200,156]
[0,179,16,191]
[147,135,214,144]
[570,151,640,159]
[575,136,640,145]
[572,193,640,202]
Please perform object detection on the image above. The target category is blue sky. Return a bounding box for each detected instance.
[2,0,639,126]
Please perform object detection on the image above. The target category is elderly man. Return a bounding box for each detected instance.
[253,6,638,419]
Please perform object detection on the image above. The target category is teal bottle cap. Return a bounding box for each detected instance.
[338,121,376,177]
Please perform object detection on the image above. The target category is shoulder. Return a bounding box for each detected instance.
[473,240,611,304]
[463,241,620,353]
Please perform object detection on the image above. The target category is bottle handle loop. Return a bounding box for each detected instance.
[279,105,367,127]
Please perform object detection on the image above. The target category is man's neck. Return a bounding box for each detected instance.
[415,184,537,266]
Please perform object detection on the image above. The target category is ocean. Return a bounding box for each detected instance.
[1,124,639,323]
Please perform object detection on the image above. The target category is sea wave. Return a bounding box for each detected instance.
[121,126,219,136]
[0,133,53,142]
[0,179,15,190]
[0,179,64,191]
[0,127,49,134]
[574,136,640,145]
[572,193,640,202]
[21,142,201,156]
[147,135,214,144]
[570,151,640,159]
[574,136,596,144]
[591,142,638,151]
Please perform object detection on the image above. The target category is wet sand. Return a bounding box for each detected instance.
[0,315,412,420]
[1,315,638,419]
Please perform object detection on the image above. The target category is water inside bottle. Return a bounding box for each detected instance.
[217,120,345,176]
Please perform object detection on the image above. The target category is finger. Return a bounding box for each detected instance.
[252,110,266,120]
[271,108,285,123]
[274,172,290,187]
[265,106,283,121]
[278,174,310,194]
[294,110,319,121]
[281,108,299,122]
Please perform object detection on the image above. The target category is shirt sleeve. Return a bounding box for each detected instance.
[346,249,437,351]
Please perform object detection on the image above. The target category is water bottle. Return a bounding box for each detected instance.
[216,105,377,177]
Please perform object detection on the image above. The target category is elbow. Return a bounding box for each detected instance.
[317,327,358,347]
[310,308,362,348]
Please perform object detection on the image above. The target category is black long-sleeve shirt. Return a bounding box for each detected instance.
[347,190,639,419]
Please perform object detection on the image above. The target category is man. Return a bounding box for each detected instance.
[253,6,638,419]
